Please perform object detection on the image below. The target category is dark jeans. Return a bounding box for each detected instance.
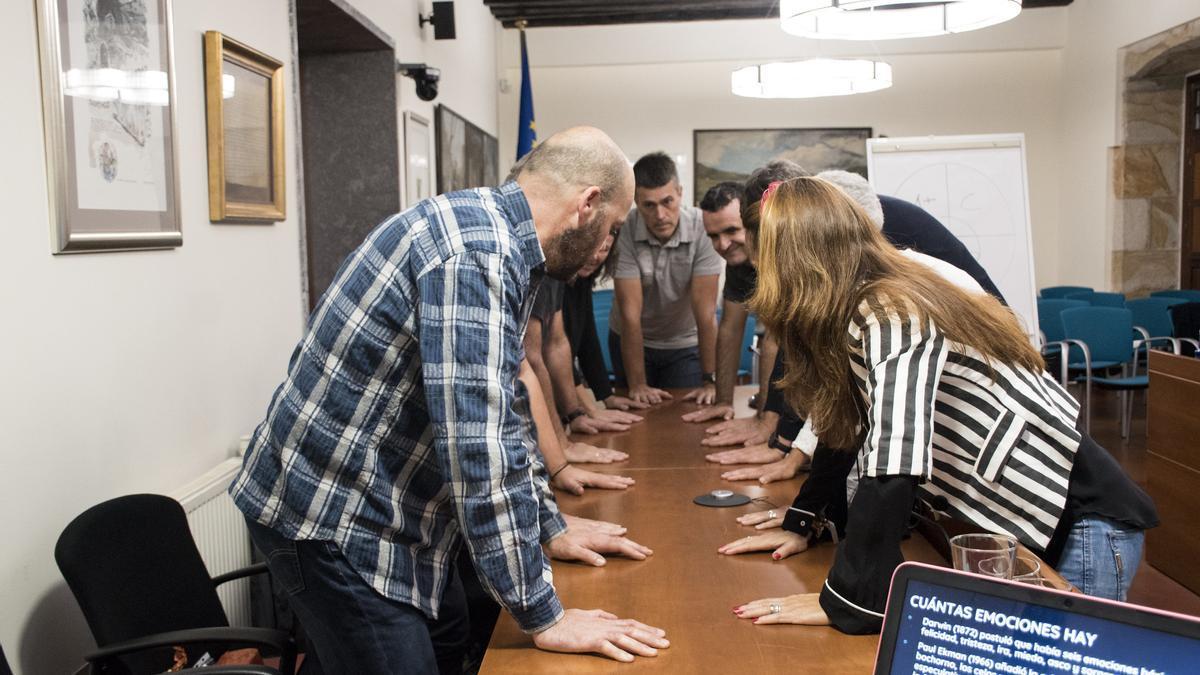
[246,518,468,675]
[608,331,702,388]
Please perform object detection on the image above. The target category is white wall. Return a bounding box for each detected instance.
[496,10,1070,286]
[0,1,500,673]
[1058,0,1200,290]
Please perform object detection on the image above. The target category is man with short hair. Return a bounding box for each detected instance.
[680,181,779,413]
[230,127,669,673]
[610,152,724,405]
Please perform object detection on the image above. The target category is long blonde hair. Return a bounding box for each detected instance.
[747,178,1042,449]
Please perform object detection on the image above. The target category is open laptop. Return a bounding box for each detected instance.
[874,562,1200,675]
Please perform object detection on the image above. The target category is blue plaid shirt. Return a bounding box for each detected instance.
[230,183,567,633]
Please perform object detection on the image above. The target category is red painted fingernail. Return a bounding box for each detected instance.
[772,553,781,560]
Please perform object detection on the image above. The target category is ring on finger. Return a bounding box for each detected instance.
[767,510,778,519]
[769,603,782,615]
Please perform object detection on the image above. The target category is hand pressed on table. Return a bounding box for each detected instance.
[546,529,653,567]
[681,402,735,423]
[603,394,651,411]
[736,508,784,531]
[533,608,670,663]
[552,465,635,495]
[720,451,809,484]
[717,530,809,560]
[562,513,626,536]
[701,416,772,447]
[682,384,718,406]
[563,442,629,464]
[627,384,673,405]
[705,444,783,466]
[733,594,830,626]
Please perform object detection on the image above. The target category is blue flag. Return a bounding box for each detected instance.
[517,28,536,161]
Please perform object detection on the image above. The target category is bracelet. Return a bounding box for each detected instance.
[550,462,571,480]
[767,431,792,454]
[560,407,587,426]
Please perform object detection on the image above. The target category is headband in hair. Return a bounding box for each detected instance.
[761,180,784,206]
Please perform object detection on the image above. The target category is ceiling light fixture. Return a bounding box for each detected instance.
[731,58,893,98]
[780,0,1022,41]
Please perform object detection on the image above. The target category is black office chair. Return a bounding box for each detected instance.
[55,494,295,675]
[1169,301,1200,357]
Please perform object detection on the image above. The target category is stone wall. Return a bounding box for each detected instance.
[1111,18,1200,296]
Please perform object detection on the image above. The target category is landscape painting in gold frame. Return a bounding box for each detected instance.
[203,31,285,223]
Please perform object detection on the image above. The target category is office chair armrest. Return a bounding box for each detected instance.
[1133,326,1150,342]
[85,626,294,666]
[1180,338,1200,352]
[212,561,270,587]
[1132,336,1181,355]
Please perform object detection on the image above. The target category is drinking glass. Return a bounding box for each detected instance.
[950,533,1018,579]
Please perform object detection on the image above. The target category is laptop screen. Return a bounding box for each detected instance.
[875,563,1200,675]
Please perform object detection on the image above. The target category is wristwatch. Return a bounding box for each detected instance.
[702,371,717,384]
[767,431,792,455]
[560,407,587,426]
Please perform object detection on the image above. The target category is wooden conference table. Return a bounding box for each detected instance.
[480,389,1071,673]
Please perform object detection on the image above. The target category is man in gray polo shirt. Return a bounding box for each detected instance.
[609,152,723,405]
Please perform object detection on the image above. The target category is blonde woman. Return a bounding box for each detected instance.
[719,177,1156,634]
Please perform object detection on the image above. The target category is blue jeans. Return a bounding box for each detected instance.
[1055,516,1144,602]
[246,518,468,675]
[608,331,702,388]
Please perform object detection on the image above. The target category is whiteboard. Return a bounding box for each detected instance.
[867,134,1039,340]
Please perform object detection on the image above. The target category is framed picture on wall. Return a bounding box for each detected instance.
[404,111,432,207]
[35,0,182,253]
[693,127,873,205]
[435,104,499,193]
[203,31,285,223]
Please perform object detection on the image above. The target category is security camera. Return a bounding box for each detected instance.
[397,63,440,102]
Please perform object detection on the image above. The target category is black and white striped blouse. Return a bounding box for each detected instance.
[848,295,1083,551]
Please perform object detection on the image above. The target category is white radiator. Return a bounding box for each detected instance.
[171,458,253,626]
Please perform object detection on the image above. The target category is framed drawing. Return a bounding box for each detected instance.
[693,127,873,205]
[404,111,432,207]
[35,0,182,253]
[435,104,499,193]
[203,31,285,223]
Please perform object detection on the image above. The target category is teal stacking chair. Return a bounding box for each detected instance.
[1060,307,1151,438]
[1127,297,1185,364]
[1065,291,1126,307]
[592,288,615,374]
[1037,298,1088,386]
[739,314,758,383]
[1040,285,1093,299]
[1151,289,1200,303]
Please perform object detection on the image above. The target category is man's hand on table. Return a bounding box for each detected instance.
[705,443,783,466]
[682,384,718,406]
[700,416,772,447]
[720,450,809,484]
[628,384,673,405]
[562,513,626,536]
[552,465,635,495]
[681,402,735,423]
[733,593,830,626]
[602,394,651,411]
[563,441,629,464]
[533,608,669,662]
[569,409,642,434]
[546,528,653,566]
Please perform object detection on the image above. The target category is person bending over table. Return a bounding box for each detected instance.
[526,228,646,440]
[230,127,669,672]
[610,152,723,404]
[702,166,1007,481]
[678,181,780,412]
[717,177,1157,634]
